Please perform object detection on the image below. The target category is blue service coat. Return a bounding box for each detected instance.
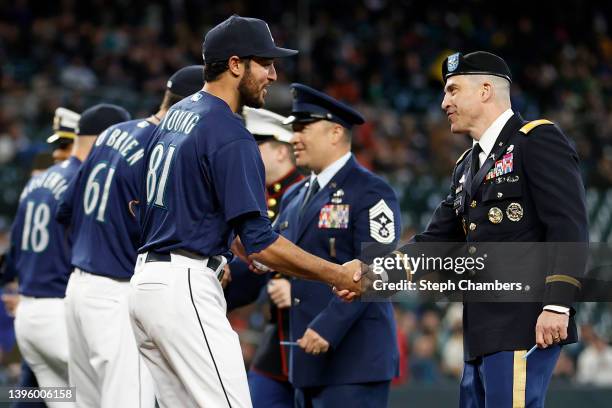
[276,156,400,388]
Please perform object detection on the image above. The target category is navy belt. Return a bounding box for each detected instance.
[144,251,224,281]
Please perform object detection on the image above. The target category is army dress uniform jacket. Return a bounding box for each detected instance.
[412,112,588,361]
[276,156,400,388]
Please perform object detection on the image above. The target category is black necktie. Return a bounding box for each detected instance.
[300,178,320,216]
[471,143,482,180]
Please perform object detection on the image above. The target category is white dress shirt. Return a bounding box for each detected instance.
[473,108,514,168]
[309,151,352,189]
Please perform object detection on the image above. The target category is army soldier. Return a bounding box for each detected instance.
[342,51,588,407]
[225,107,304,408]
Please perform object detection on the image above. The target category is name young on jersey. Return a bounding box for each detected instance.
[95,123,148,166]
[159,108,200,135]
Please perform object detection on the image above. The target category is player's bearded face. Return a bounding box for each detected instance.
[238,58,275,108]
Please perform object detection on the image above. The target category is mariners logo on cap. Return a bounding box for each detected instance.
[447,53,460,72]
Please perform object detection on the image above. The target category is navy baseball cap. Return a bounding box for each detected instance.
[284,83,365,129]
[77,104,131,136]
[167,65,204,97]
[203,15,298,63]
[442,51,512,83]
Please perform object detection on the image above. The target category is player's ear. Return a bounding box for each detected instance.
[227,56,243,77]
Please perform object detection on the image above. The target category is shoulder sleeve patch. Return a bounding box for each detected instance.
[519,119,554,135]
[369,199,395,244]
[456,148,472,165]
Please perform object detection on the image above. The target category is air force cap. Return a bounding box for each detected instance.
[46,107,80,143]
[243,107,293,144]
[203,15,298,63]
[442,51,512,83]
[284,83,365,129]
[167,65,204,97]
[77,104,131,136]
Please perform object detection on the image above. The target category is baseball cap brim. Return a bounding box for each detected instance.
[47,131,76,143]
[253,46,298,59]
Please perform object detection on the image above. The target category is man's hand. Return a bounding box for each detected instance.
[220,265,232,289]
[2,282,19,317]
[535,310,569,348]
[231,237,249,263]
[249,260,273,275]
[334,259,370,302]
[297,328,330,355]
[267,278,291,308]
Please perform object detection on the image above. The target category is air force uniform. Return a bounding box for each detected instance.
[279,84,400,407]
[404,52,588,408]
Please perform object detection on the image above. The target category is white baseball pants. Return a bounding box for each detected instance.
[64,268,155,407]
[128,252,252,408]
[14,296,74,408]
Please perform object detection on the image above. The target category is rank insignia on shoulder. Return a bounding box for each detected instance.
[369,199,395,244]
[519,119,554,135]
[319,204,349,229]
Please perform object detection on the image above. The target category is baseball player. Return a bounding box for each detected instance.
[129,15,362,408]
[56,67,203,408]
[5,107,92,408]
[225,107,304,408]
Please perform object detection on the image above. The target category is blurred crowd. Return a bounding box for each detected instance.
[0,0,611,387]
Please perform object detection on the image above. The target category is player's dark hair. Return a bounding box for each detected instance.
[204,58,251,82]
[159,90,185,111]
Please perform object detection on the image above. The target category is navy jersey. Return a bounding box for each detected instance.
[9,157,81,297]
[139,91,268,257]
[57,119,155,279]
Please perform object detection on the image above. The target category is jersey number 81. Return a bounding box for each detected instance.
[146,143,176,207]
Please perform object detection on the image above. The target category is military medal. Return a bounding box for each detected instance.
[506,144,514,153]
[506,202,523,221]
[319,204,349,228]
[488,207,503,224]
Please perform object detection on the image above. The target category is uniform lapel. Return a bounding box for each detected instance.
[281,180,308,243]
[296,157,357,242]
[469,113,523,197]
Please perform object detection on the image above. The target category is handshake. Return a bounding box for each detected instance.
[232,235,386,301]
[249,257,376,302]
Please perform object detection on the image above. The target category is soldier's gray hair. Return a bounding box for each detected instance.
[469,74,511,104]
